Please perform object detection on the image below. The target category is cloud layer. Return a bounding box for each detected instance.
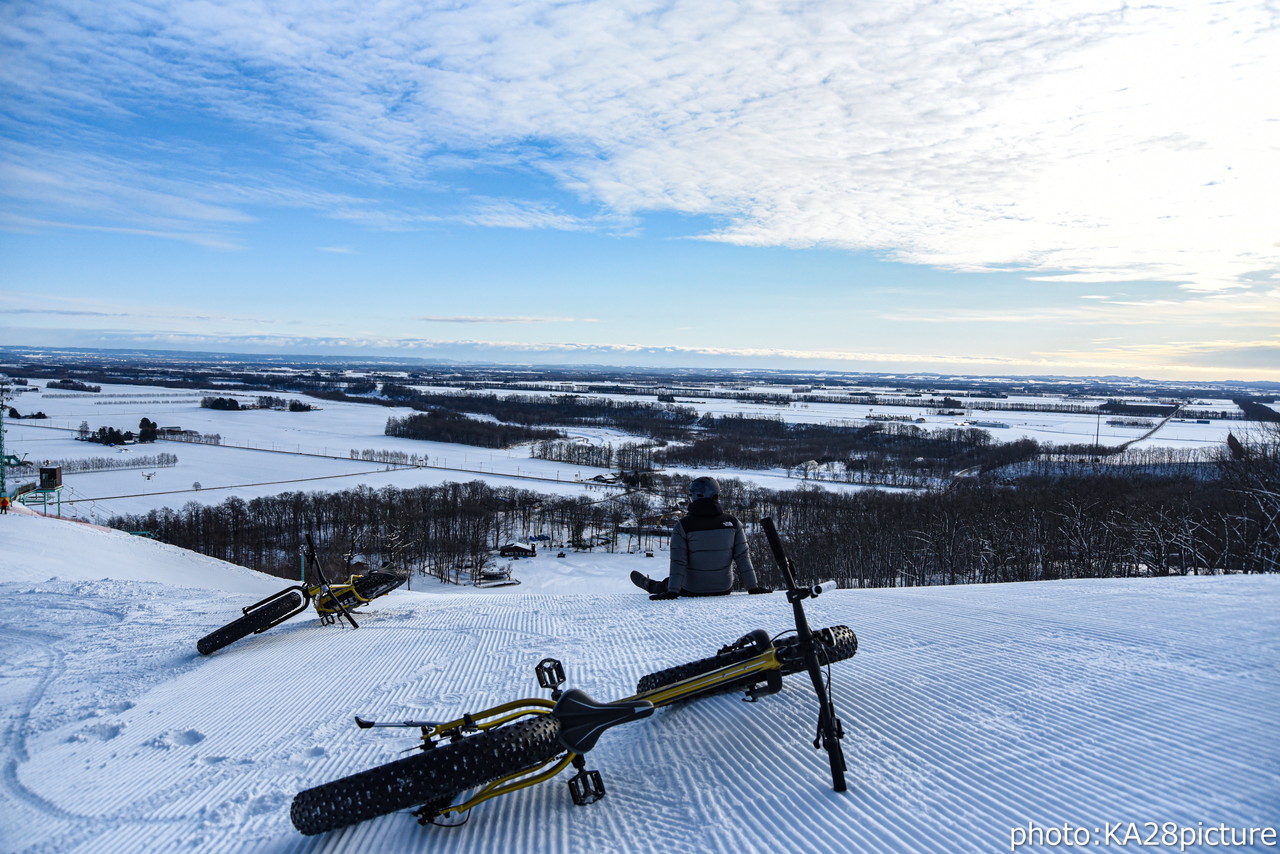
[5,0,1277,292]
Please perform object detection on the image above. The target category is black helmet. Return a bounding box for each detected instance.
[688,476,719,500]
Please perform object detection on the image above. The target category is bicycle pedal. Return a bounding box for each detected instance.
[536,658,566,695]
[415,800,469,827]
[567,768,605,805]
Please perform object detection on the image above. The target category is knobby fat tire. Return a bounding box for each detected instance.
[352,571,405,601]
[195,591,305,656]
[318,571,406,612]
[635,625,858,696]
[291,715,564,836]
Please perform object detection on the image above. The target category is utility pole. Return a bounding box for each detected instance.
[1,376,13,497]
[0,376,31,498]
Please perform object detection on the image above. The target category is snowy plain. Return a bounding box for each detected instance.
[3,379,1242,523]
[2,510,1277,854]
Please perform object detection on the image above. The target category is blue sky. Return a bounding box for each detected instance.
[2,0,1278,381]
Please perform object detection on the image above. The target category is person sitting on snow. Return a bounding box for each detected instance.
[631,476,771,600]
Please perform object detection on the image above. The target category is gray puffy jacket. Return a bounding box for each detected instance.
[668,498,759,595]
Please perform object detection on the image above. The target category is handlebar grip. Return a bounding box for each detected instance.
[812,580,838,597]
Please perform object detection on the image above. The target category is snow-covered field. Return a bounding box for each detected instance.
[2,378,1241,523]
[2,510,1276,853]
[436,382,1241,451]
[4,383,632,520]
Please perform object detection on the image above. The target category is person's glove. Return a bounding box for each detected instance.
[748,586,772,595]
[649,591,679,601]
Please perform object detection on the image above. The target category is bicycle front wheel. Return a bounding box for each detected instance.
[775,625,858,676]
[196,591,304,656]
[290,715,563,836]
[635,625,857,697]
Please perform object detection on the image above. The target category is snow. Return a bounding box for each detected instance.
[4,385,885,523]
[3,378,1242,523]
[2,511,1276,853]
[426,383,1244,450]
[4,383,633,520]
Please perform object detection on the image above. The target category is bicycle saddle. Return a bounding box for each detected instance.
[551,689,654,754]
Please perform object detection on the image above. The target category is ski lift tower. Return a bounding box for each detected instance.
[22,466,65,516]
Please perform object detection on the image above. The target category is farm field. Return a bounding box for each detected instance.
[3,374,1246,523]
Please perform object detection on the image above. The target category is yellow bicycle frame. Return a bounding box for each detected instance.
[421,645,784,818]
[312,574,375,615]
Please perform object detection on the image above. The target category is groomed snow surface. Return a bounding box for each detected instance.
[2,511,1277,854]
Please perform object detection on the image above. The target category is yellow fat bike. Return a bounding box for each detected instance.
[197,535,405,656]
[290,518,856,835]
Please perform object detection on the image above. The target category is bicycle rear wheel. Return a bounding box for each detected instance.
[196,591,305,656]
[352,571,407,602]
[635,625,857,697]
[291,715,563,836]
[317,571,406,613]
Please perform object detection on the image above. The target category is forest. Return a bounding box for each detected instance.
[379,385,701,440]
[385,410,562,448]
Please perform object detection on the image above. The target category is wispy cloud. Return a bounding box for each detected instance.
[5,0,1275,292]
[1,292,288,326]
[456,199,594,231]
[4,308,132,318]
[884,288,1280,329]
[0,211,245,251]
[418,316,599,324]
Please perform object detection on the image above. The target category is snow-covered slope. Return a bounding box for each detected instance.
[1,512,1276,853]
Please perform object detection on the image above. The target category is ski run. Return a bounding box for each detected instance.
[1,509,1276,854]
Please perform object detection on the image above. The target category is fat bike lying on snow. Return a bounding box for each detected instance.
[196,535,405,656]
[290,518,855,836]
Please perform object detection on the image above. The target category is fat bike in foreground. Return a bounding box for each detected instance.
[196,535,405,656]
[290,517,855,835]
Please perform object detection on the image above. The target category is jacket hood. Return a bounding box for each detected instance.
[688,496,724,516]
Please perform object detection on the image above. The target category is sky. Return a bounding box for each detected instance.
[2,0,1278,381]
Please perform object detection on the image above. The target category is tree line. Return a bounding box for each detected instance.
[15,452,178,475]
[385,410,562,448]
[106,483,620,584]
[77,417,160,444]
[379,385,700,440]
[200,395,315,411]
[349,448,430,466]
[46,379,101,392]
[653,413,1041,484]
[529,438,657,470]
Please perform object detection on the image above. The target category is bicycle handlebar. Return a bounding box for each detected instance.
[759,516,848,794]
